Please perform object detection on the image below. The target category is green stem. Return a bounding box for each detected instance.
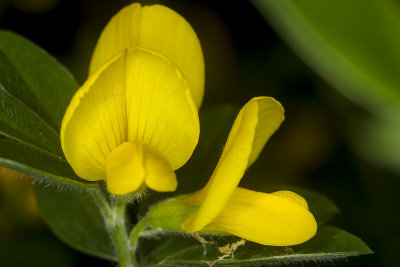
[90,187,134,267]
[112,200,133,267]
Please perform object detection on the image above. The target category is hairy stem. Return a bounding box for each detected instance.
[90,187,134,267]
[112,199,133,267]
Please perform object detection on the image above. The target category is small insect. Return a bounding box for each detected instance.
[207,239,246,267]
[218,239,246,256]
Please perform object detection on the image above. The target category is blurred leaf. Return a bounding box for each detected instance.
[34,185,116,261]
[138,226,372,266]
[351,118,400,173]
[252,0,400,122]
[0,232,76,267]
[264,185,340,225]
[0,139,95,188]
[177,104,238,193]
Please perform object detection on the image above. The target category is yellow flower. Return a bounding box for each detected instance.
[60,3,204,195]
[181,97,317,246]
[60,2,317,246]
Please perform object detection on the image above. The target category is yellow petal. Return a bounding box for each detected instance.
[144,144,177,192]
[124,48,199,170]
[271,190,309,210]
[90,3,205,108]
[183,97,284,232]
[106,141,177,195]
[208,187,317,246]
[247,97,286,167]
[61,52,127,181]
[61,48,199,182]
[106,142,145,195]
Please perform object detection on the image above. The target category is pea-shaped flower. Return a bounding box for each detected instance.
[60,4,204,195]
[147,97,317,246]
[181,97,317,245]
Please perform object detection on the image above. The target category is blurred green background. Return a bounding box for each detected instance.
[0,0,399,266]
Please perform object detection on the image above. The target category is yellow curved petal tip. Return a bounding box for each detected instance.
[208,188,317,246]
[106,142,145,195]
[105,141,178,195]
[182,96,285,232]
[271,190,309,210]
[144,144,177,192]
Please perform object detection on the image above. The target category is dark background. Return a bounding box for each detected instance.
[0,0,399,266]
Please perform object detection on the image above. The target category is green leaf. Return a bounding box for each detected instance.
[0,139,96,188]
[138,226,372,266]
[34,184,116,261]
[0,31,91,187]
[0,31,78,131]
[0,76,63,157]
[251,0,400,122]
[264,185,340,225]
[177,104,238,193]
[0,30,79,157]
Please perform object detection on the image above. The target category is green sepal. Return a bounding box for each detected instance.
[147,196,198,232]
